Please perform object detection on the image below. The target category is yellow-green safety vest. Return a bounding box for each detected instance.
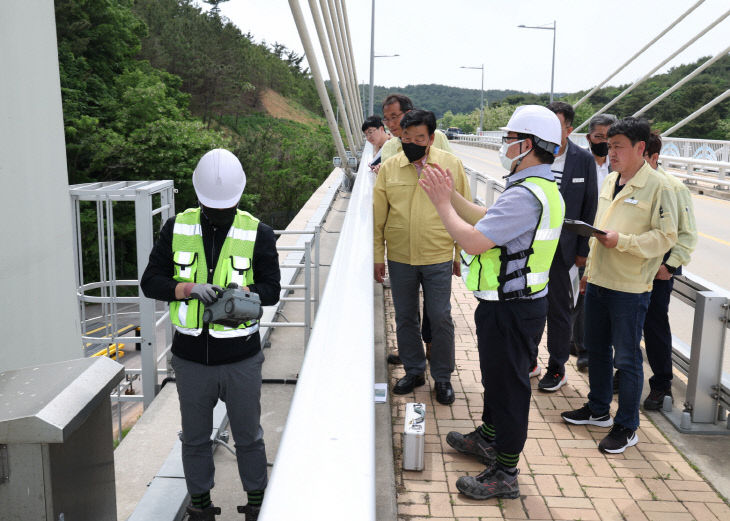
[170,207,260,338]
[461,176,564,301]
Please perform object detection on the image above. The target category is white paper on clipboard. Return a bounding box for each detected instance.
[569,264,580,308]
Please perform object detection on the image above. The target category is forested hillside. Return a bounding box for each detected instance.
[57,0,335,281]
[360,83,526,119]
[429,55,730,139]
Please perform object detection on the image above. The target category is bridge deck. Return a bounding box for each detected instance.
[384,277,730,521]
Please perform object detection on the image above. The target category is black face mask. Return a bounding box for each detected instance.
[201,204,237,227]
[401,141,428,163]
[590,140,609,157]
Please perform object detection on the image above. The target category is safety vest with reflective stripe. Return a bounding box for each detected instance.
[170,208,260,338]
[461,176,564,301]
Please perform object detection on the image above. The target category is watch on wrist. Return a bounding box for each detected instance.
[664,264,677,274]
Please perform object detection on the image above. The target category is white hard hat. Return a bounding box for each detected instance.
[192,149,246,208]
[500,105,562,155]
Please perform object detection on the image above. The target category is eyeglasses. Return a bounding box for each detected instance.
[364,128,379,137]
[382,112,403,124]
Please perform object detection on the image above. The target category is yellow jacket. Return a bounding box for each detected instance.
[657,166,697,269]
[380,129,453,162]
[585,161,678,293]
[373,147,471,265]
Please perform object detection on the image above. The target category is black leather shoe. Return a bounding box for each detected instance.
[435,381,455,405]
[387,353,402,365]
[393,374,425,394]
[576,354,588,372]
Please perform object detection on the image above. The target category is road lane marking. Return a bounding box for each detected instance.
[698,231,730,247]
[453,147,502,167]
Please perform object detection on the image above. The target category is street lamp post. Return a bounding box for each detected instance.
[517,20,556,102]
[368,53,399,115]
[368,0,400,115]
[460,64,485,132]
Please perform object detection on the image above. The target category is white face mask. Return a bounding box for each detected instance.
[498,139,530,173]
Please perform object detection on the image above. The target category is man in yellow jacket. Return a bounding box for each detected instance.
[373,109,471,404]
[562,118,677,454]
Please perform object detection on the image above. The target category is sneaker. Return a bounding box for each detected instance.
[644,389,672,411]
[561,403,613,427]
[599,424,638,454]
[456,466,520,499]
[237,504,261,521]
[185,505,221,521]
[446,428,496,464]
[613,370,620,394]
[538,372,567,392]
[528,365,542,378]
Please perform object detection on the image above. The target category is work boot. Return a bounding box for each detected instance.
[446,427,496,464]
[185,505,221,521]
[237,504,261,521]
[456,466,520,500]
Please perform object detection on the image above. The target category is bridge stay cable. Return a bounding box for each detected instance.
[573,6,730,133]
[307,0,356,152]
[329,0,362,138]
[662,89,730,137]
[288,0,353,184]
[573,0,706,109]
[339,0,364,125]
[322,0,362,148]
[633,45,730,118]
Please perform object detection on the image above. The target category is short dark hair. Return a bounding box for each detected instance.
[400,109,436,135]
[547,101,575,127]
[515,133,555,165]
[607,117,651,146]
[382,93,413,113]
[645,131,662,157]
[361,115,383,132]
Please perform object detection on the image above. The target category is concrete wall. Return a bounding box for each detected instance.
[0,0,81,371]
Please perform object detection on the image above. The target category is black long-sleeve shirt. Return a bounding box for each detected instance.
[140,212,281,365]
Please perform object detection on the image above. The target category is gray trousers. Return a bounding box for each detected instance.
[388,260,455,382]
[172,351,268,494]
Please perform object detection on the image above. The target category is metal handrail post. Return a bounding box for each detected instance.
[686,292,729,423]
[304,239,312,348]
[314,225,321,315]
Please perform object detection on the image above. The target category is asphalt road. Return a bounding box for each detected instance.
[449,142,730,376]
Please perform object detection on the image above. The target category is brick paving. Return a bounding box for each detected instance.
[385,278,730,521]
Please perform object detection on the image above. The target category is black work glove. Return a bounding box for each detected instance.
[189,283,223,305]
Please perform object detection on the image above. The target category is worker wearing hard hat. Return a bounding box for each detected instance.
[419,105,565,500]
[141,149,280,521]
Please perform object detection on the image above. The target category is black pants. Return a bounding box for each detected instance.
[643,269,679,393]
[532,258,572,375]
[477,297,547,455]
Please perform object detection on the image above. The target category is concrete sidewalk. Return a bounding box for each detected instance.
[385,278,730,521]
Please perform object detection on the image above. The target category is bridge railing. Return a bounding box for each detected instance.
[465,165,730,433]
[261,144,376,520]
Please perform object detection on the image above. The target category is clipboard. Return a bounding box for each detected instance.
[562,219,606,237]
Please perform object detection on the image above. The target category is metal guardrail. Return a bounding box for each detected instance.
[464,164,730,433]
[261,145,376,521]
[456,132,730,190]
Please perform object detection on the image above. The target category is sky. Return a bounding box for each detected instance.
[207,0,730,95]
